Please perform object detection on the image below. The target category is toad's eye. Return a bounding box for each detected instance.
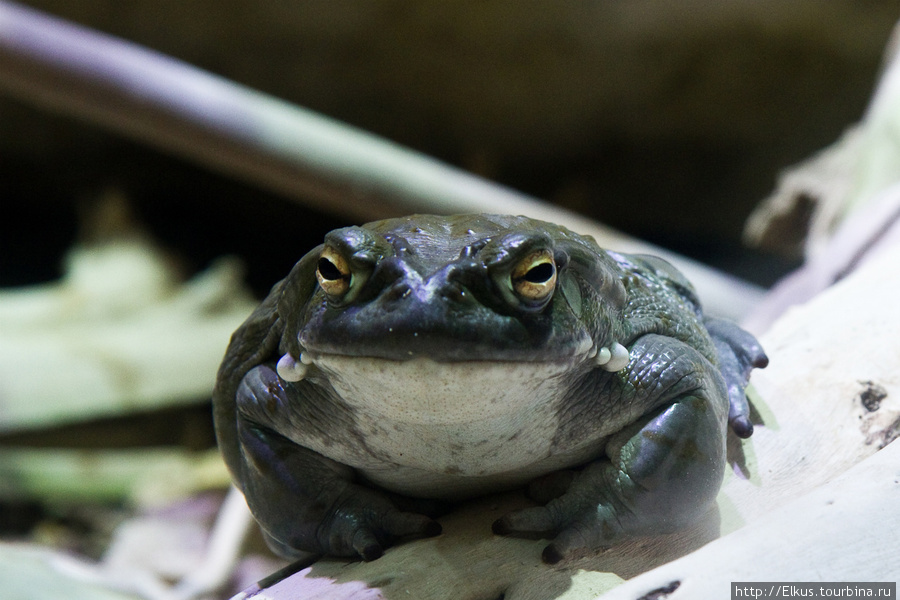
[511,249,557,303]
[316,247,351,296]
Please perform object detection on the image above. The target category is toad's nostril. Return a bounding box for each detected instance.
[384,282,412,302]
[438,282,469,302]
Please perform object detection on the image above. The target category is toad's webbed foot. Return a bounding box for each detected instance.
[704,317,768,438]
[253,470,443,561]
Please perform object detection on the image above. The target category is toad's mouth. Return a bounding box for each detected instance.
[273,336,631,386]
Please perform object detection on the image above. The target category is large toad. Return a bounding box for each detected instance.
[213,214,766,564]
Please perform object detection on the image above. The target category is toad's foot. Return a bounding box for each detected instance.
[705,317,768,438]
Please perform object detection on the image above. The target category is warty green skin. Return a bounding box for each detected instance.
[213,214,767,564]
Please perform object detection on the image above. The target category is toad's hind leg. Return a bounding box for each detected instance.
[494,336,729,563]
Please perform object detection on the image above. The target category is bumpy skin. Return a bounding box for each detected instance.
[213,214,767,564]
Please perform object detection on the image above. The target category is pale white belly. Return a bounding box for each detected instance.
[307,355,600,497]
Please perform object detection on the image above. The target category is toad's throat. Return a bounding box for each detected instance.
[315,355,576,425]
[294,355,605,490]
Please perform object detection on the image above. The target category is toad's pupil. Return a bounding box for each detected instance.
[525,262,554,283]
[318,258,344,280]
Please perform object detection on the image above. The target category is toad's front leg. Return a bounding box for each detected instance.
[235,365,442,560]
[494,335,729,563]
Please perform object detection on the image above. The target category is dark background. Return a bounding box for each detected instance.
[2,1,897,294]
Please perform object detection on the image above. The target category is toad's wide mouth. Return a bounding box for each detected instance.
[303,325,599,361]
[274,331,632,386]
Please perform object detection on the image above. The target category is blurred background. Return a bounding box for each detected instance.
[1,2,897,598]
[3,0,896,292]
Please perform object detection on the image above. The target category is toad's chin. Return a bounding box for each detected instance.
[298,354,605,498]
[312,354,579,424]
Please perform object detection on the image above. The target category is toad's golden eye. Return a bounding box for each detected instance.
[511,249,557,302]
[316,247,351,296]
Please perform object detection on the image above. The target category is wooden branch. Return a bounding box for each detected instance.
[599,440,900,599]
[0,1,762,320]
